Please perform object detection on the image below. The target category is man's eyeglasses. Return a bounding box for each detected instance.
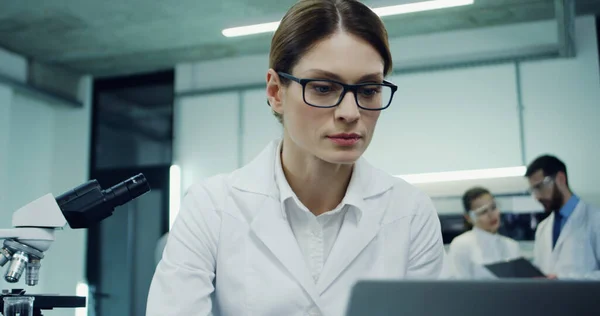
[277,72,398,111]
[528,176,554,195]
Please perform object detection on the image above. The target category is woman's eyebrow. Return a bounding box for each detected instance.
[303,69,384,82]
[304,69,343,80]
[357,73,384,82]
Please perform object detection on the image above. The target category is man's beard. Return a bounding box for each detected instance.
[541,184,564,212]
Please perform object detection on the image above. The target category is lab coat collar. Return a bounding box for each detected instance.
[473,226,501,243]
[232,139,394,207]
[232,139,396,303]
[553,199,585,253]
[247,195,323,306]
[273,139,295,203]
[273,139,365,222]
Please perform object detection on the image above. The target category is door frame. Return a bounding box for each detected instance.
[86,165,170,315]
[87,69,174,315]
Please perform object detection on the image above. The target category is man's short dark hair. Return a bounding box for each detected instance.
[462,187,491,213]
[525,155,568,185]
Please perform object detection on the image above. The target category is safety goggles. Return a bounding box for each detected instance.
[528,176,554,196]
[469,200,499,220]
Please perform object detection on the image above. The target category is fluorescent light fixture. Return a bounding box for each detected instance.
[372,0,474,17]
[222,21,281,38]
[397,166,526,184]
[222,0,474,37]
[169,164,182,230]
[75,282,88,316]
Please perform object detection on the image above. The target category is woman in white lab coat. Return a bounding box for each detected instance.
[448,187,521,279]
[146,1,449,315]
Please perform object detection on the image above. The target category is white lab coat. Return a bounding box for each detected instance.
[447,227,521,279]
[154,232,169,265]
[533,200,600,279]
[146,140,450,316]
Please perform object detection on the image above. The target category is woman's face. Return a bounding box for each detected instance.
[467,193,501,233]
[268,31,385,165]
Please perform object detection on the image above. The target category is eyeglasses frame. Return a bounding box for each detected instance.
[276,71,398,111]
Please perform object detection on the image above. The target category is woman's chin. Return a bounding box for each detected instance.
[321,150,362,165]
[489,224,500,233]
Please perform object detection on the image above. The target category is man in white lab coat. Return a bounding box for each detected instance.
[526,155,600,279]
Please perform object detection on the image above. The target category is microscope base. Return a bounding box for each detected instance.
[1,289,85,316]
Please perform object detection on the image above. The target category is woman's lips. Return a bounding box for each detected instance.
[327,133,361,146]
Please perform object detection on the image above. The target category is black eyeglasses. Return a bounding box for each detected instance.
[277,72,397,111]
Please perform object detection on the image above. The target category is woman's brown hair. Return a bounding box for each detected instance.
[268,0,393,123]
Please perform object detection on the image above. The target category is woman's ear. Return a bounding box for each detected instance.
[464,213,473,226]
[266,69,284,116]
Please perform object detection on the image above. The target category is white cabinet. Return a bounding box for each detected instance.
[364,64,523,175]
[175,92,240,191]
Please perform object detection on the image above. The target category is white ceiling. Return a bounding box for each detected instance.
[1,0,599,77]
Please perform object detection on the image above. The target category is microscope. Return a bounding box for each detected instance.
[0,174,151,315]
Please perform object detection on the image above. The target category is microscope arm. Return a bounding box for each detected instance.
[0,194,64,286]
[0,193,64,253]
[11,194,67,228]
[0,228,55,252]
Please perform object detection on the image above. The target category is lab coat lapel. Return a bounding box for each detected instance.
[249,197,321,304]
[316,158,393,294]
[316,202,384,294]
[538,218,553,269]
[553,201,585,255]
[232,140,321,305]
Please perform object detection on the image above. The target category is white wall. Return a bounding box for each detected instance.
[0,48,91,316]
[174,92,241,190]
[521,16,600,206]
[0,85,13,208]
[174,16,599,210]
[241,89,283,165]
[0,48,27,82]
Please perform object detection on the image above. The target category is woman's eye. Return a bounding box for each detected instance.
[313,85,334,93]
[362,89,376,96]
[359,86,381,96]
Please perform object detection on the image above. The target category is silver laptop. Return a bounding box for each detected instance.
[346,280,600,316]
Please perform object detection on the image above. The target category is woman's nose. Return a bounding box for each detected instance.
[335,91,360,122]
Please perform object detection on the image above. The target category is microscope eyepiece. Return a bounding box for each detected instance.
[103,174,150,209]
[56,174,151,229]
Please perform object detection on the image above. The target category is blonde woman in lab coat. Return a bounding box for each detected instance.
[448,187,521,279]
[146,1,450,315]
